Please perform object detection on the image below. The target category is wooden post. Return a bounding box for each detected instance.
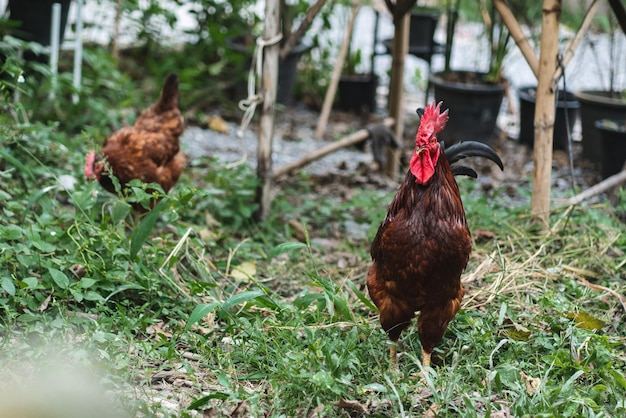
[531,0,561,229]
[385,11,410,179]
[254,0,281,221]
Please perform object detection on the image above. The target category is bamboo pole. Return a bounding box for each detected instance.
[275,118,395,178]
[254,0,281,221]
[551,0,600,89]
[385,10,410,179]
[315,1,361,139]
[531,0,561,229]
[493,0,539,78]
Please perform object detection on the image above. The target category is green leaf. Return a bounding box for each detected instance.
[80,278,97,289]
[1,277,16,296]
[222,290,265,311]
[32,240,56,253]
[346,279,377,311]
[0,225,23,240]
[268,241,307,258]
[187,392,230,410]
[48,267,69,289]
[186,302,219,330]
[130,198,168,260]
[83,291,105,302]
[0,147,34,180]
[22,277,39,289]
[332,293,353,321]
[110,201,131,223]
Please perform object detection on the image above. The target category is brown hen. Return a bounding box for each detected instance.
[84,74,185,208]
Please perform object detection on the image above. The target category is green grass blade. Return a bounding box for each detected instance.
[130,198,168,260]
[186,302,220,330]
[268,241,308,258]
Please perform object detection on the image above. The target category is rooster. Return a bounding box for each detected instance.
[367,101,503,366]
[84,74,185,209]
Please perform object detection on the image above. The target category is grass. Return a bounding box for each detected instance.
[0,43,625,415]
[1,115,625,417]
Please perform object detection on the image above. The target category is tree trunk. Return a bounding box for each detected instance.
[254,0,280,221]
[531,0,561,229]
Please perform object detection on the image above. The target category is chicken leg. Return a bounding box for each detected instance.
[422,349,431,367]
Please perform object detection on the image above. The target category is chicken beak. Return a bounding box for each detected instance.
[415,145,427,156]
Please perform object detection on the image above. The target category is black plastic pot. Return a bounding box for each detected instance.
[429,71,505,144]
[337,74,378,114]
[595,119,626,178]
[227,37,310,105]
[574,90,626,163]
[8,0,71,45]
[383,8,443,60]
[518,86,579,150]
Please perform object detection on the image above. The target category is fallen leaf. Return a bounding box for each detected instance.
[37,294,52,312]
[230,261,256,281]
[334,399,368,414]
[505,323,532,341]
[565,311,606,331]
[424,402,441,418]
[207,115,229,133]
[473,229,496,241]
[520,371,541,395]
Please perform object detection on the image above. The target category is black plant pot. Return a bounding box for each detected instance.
[8,0,71,45]
[337,74,378,114]
[574,90,626,163]
[227,37,310,106]
[595,119,626,178]
[518,86,579,150]
[382,8,443,61]
[429,71,505,144]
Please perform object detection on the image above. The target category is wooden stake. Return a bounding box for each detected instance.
[315,1,361,139]
[254,0,281,221]
[275,118,395,178]
[385,10,410,179]
[531,0,561,229]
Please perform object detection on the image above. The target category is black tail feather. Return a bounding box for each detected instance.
[443,141,504,172]
[451,165,478,178]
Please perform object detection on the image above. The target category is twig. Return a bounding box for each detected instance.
[274,118,395,178]
[574,276,626,313]
[462,251,495,284]
[563,169,626,206]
